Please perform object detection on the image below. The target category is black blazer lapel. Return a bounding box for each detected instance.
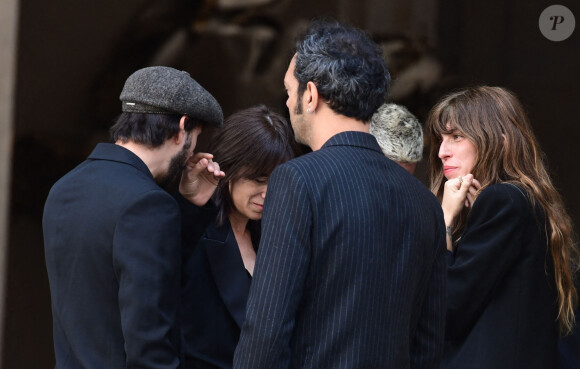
[204,222,252,328]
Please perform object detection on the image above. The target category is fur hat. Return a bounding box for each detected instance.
[120,66,223,127]
[370,103,423,163]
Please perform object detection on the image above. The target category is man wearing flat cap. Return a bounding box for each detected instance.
[43,66,224,369]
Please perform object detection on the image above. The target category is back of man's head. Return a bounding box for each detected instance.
[370,103,423,165]
[111,66,223,147]
[294,20,390,122]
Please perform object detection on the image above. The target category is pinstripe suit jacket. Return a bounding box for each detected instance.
[233,131,446,369]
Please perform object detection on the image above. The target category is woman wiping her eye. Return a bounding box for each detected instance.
[178,104,301,369]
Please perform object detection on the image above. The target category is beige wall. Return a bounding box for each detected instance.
[0,0,18,364]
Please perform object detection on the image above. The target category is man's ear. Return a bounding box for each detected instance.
[306,81,319,112]
[174,115,188,144]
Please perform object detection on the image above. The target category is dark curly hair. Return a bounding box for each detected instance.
[294,19,390,122]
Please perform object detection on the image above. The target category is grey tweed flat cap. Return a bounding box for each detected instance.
[120,66,223,127]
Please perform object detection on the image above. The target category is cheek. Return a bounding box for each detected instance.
[287,95,293,110]
[468,155,477,168]
[229,185,239,206]
[231,186,249,208]
[231,193,242,212]
[468,159,477,174]
[463,146,477,173]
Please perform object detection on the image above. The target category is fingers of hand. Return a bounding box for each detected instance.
[197,158,209,168]
[193,152,213,160]
[459,174,474,190]
[188,153,212,167]
[468,184,478,197]
[466,192,474,207]
[207,160,220,175]
[207,160,218,172]
[205,160,225,178]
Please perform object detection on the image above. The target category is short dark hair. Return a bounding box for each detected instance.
[207,105,300,226]
[110,112,198,148]
[295,20,390,122]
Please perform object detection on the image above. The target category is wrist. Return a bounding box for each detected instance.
[179,189,194,200]
[444,214,455,227]
[445,225,454,236]
[445,224,455,252]
[179,187,199,203]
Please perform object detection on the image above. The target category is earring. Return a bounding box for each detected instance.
[307,107,311,113]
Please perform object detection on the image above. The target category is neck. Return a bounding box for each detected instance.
[308,104,369,151]
[395,161,417,175]
[116,140,172,179]
[228,211,249,236]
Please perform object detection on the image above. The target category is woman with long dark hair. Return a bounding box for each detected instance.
[427,86,579,368]
[179,104,300,369]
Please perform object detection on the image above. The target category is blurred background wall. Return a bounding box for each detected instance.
[1,0,578,367]
[0,0,18,364]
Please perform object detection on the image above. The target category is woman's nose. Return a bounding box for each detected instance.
[438,140,451,160]
[261,185,267,198]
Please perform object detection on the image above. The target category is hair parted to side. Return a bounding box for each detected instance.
[294,19,390,122]
[207,105,301,226]
[427,86,579,335]
[370,103,423,163]
[110,112,198,148]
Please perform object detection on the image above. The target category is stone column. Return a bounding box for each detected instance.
[0,0,18,360]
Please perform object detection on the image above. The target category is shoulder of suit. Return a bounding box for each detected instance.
[272,152,316,174]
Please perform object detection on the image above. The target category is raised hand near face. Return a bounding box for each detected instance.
[442,174,475,225]
[180,152,225,206]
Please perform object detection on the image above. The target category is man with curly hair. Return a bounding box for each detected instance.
[234,20,446,369]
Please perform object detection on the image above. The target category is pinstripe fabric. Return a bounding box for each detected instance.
[233,131,446,369]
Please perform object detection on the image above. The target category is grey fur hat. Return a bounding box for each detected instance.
[120,66,223,127]
[370,103,423,163]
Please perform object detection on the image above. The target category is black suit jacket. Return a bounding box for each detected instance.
[43,143,182,369]
[558,280,580,369]
[179,199,260,369]
[558,300,580,369]
[233,132,447,369]
[444,183,559,369]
